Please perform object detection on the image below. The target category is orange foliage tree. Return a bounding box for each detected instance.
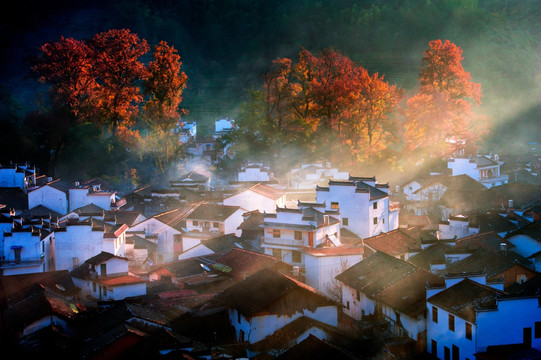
[89,29,150,133]
[263,48,403,163]
[404,39,487,159]
[32,36,96,116]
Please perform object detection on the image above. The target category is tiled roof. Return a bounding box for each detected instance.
[362,228,422,256]
[445,247,533,280]
[374,267,442,316]
[0,270,77,305]
[274,334,357,360]
[103,210,144,226]
[506,220,541,241]
[84,251,126,265]
[336,252,418,296]
[217,248,293,280]
[455,231,509,251]
[73,203,105,216]
[186,203,241,222]
[172,170,210,183]
[98,275,146,286]
[408,242,454,271]
[215,268,334,317]
[427,278,504,323]
[153,201,203,230]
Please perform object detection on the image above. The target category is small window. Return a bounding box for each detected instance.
[213,222,219,228]
[273,229,280,238]
[535,321,541,338]
[331,201,339,209]
[373,217,378,225]
[449,314,455,332]
[343,218,348,226]
[432,306,438,323]
[431,339,437,356]
[373,202,378,210]
[292,250,302,263]
[356,289,360,301]
[272,248,282,259]
[466,322,472,340]
[193,220,199,226]
[294,231,302,240]
[346,301,350,310]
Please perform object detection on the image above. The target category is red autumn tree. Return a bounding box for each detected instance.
[89,29,150,132]
[345,70,404,160]
[142,41,188,131]
[32,36,95,116]
[404,39,486,159]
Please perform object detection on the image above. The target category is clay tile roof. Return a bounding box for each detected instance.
[362,228,421,256]
[186,203,240,222]
[427,278,504,323]
[97,275,146,286]
[215,268,333,317]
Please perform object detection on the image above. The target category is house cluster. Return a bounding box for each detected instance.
[1,147,541,359]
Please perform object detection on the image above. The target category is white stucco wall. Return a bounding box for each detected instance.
[28,186,68,215]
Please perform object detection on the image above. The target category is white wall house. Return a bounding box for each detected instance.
[316,176,399,239]
[438,215,480,240]
[214,118,235,135]
[54,219,127,271]
[336,251,441,351]
[1,224,55,275]
[506,223,541,271]
[182,204,244,252]
[0,163,36,189]
[223,183,286,213]
[427,276,541,360]
[447,154,509,189]
[236,162,275,183]
[27,179,69,215]
[127,216,182,264]
[68,182,116,212]
[261,206,341,270]
[71,252,146,301]
[216,268,339,346]
[289,162,349,190]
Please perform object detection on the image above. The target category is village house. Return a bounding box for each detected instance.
[170,170,212,191]
[0,163,37,189]
[234,161,278,184]
[316,176,399,239]
[260,205,341,268]
[54,217,128,271]
[70,251,146,301]
[27,178,70,215]
[213,268,340,353]
[362,227,423,261]
[177,233,248,260]
[447,154,509,189]
[1,219,55,275]
[336,251,442,352]
[181,203,244,251]
[68,179,120,212]
[289,161,349,190]
[426,275,541,360]
[223,182,286,213]
[505,220,541,271]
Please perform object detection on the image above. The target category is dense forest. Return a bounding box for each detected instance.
[0,0,539,186]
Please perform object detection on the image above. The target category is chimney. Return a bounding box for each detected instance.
[292,266,300,277]
[508,199,514,208]
[500,242,508,254]
[47,177,53,182]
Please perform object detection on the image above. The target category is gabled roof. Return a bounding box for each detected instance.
[336,252,418,297]
[216,248,293,280]
[455,231,509,251]
[374,267,442,317]
[186,203,241,222]
[274,334,358,360]
[20,205,61,219]
[3,284,81,331]
[445,247,533,280]
[85,251,126,265]
[225,183,285,200]
[506,220,541,241]
[29,178,71,194]
[214,268,334,317]
[0,270,77,305]
[103,210,144,226]
[427,278,504,323]
[72,203,105,216]
[408,242,454,271]
[152,201,203,231]
[197,233,244,253]
[413,174,487,193]
[362,228,422,257]
[171,170,210,183]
